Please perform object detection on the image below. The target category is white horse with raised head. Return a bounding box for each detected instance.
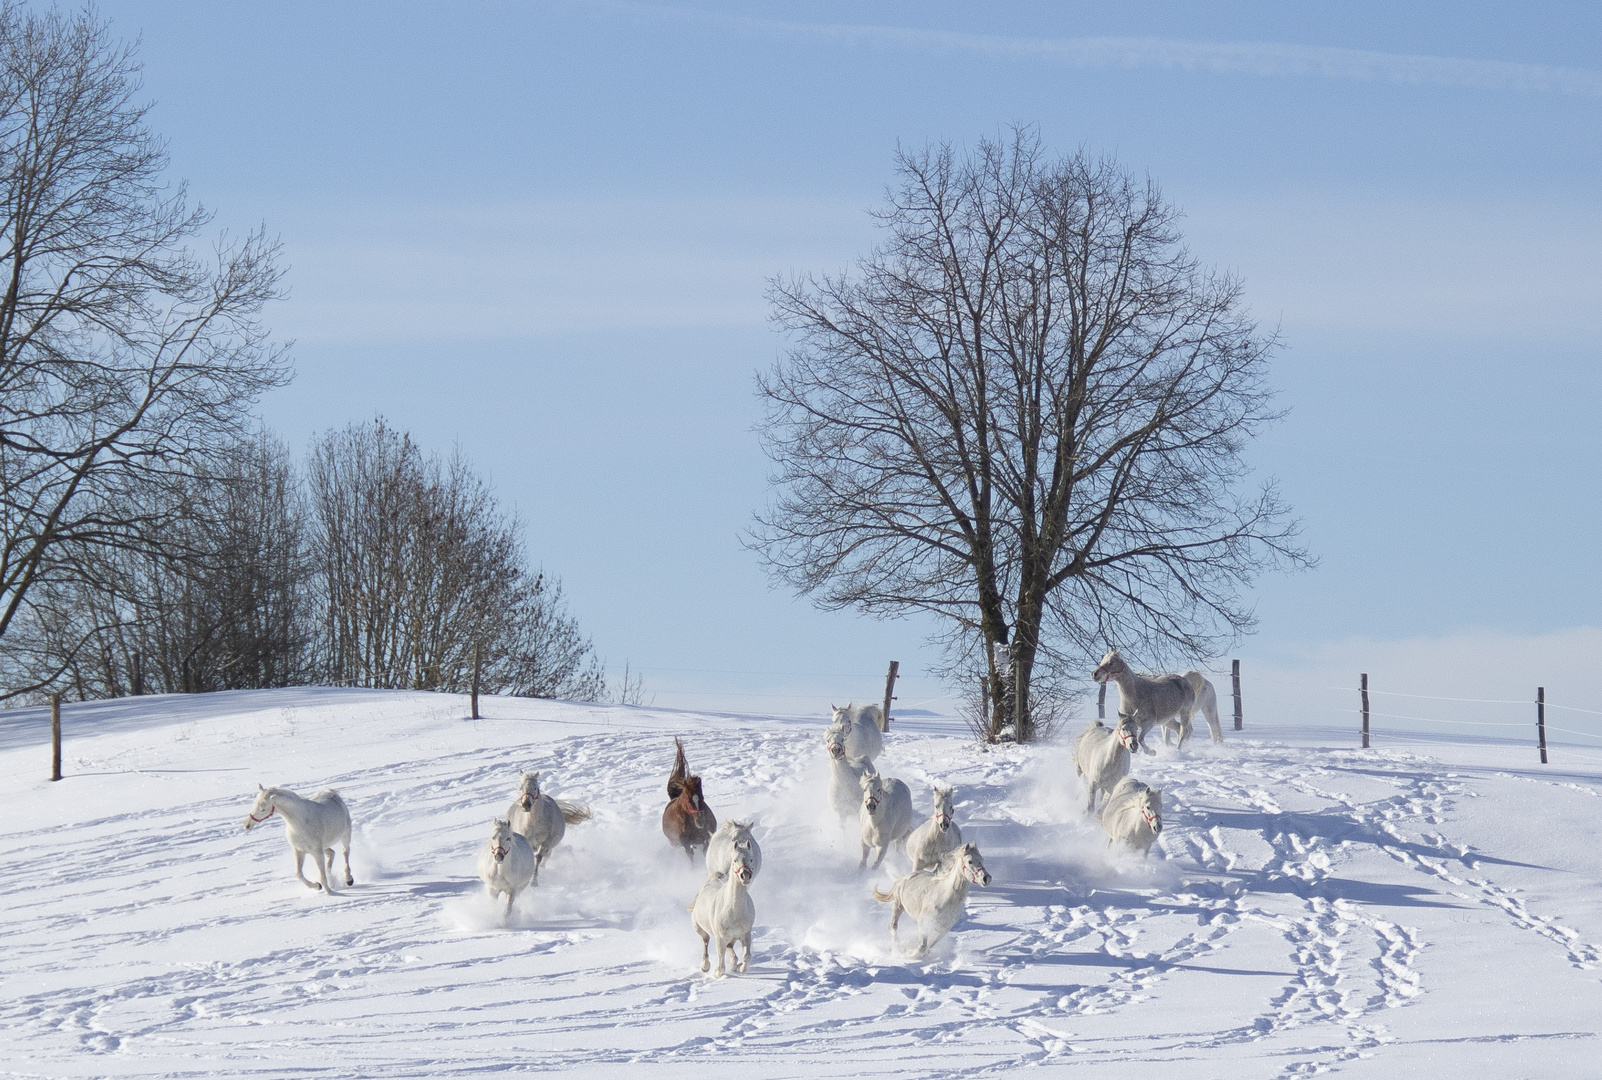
[706,819,762,882]
[873,842,991,958]
[1093,649,1197,754]
[827,702,884,765]
[243,784,353,894]
[478,818,536,919]
[507,771,592,883]
[905,785,962,871]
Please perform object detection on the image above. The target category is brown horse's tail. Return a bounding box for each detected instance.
[872,886,896,903]
[667,737,689,799]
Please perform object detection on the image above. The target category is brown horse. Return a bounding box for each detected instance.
[662,737,717,864]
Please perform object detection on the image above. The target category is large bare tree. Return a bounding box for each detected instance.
[754,132,1307,740]
[0,5,288,660]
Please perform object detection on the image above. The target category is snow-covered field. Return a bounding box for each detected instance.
[3,689,1600,1078]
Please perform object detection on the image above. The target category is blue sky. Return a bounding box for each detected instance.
[102,1,1602,713]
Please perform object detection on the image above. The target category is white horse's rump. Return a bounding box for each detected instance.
[858,771,914,871]
[691,854,756,976]
[1102,776,1163,857]
[905,785,962,871]
[478,818,536,919]
[1072,716,1138,815]
[827,702,884,765]
[507,771,591,884]
[1165,671,1223,745]
[244,784,353,894]
[873,843,991,958]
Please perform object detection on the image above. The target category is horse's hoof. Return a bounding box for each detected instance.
[700,961,709,973]
[346,876,354,886]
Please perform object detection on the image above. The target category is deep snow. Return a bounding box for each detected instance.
[3,689,1600,1077]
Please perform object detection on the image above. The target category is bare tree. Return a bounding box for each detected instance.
[754,131,1307,741]
[0,432,313,701]
[0,5,289,664]
[306,419,610,701]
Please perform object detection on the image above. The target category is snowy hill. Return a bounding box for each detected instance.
[3,689,1600,1077]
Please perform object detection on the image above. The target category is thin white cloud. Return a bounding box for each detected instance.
[625,4,1602,98]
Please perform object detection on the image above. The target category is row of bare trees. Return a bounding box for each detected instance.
[3,420,619,704]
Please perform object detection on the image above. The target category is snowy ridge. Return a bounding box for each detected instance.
[2,689,1601,1077]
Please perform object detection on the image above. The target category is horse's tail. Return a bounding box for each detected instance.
[872,885,896,903]
[556,800,592,825]
[1184,670,1206,697]
[667,737,689,798]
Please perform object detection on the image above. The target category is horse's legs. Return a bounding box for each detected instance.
[713,935,727,977]
[697,927,710,973]
[858,842,870,871]
[315,845,334,894]
[342,841,353,887]
[740,932,751,973]
[293,848,321,890]
[872,844,888,870]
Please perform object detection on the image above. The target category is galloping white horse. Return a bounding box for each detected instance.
[827,703,884,765]
[478,818,536,919]
[243,784,354,894]
[873,843,991,958]
[905,785,962,871]
[692,851,756,977]
[507,771,592,883]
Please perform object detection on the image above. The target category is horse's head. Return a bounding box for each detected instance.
[860,771,885,813]
[1141,787,1163,835]
[955,842,991,886]
[731,854,755,885]
[489,818,514,862]
[932,785,956,831]
[681,774,707,818]
[1093,649,1126,683]
[517,771,541,812]
[1114,713,1140,751]
[824,727,847,761]
[244,785,276,830]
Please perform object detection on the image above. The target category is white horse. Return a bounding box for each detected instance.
[858,770,914,871]
[243,784,353,894]
[1072,715,1139,815]
[905,785,963,871]
[478,818,536,919]
[706,819,763,882]
[1102,777,1164,857]
[827,753,876,829]
[1093,649,1197,755]
[873,842,991,958]
[827,702,884,765]
[691,852,756,976]
[507,771,592,883]
[1160,672,1224,748]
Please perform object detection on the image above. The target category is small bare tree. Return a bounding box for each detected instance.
[754,131,1307,741]
[0,5,288,662]
[306,419,610,701]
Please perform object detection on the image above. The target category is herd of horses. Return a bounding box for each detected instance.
[240,648,1223,974]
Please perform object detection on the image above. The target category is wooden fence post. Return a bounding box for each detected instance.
[470,642,482,720]
[980,678,989,728]
[1232,659,1243,730]
[50,693,61,781]
[1537,686,1548,764]
[880,661,898,731]
[1360,673,1370,749]
[1097,682,1106,720]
